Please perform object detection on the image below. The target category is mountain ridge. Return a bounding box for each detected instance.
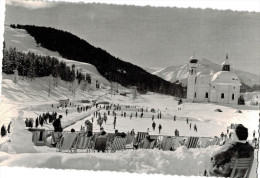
[145,58,260,92]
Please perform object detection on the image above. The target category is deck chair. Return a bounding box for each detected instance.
[93,136,108,152]
[110,137,126,152]
[205,138,220,147]
[197,137,211,148]
[133,132,148,149]
[135,132,148,143]
[51,132,62,147]
[230,157,254,178]
[76,133,93,152]
[139,138,155,149]
[58,133,79,153]
[185,137,200,148]
[172,136,184,150]
[107,133,115,142]
[160,136,175,151]
[125,133,135,149]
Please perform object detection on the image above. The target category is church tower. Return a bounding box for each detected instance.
[222,54,231,71]
[187,56,198,101]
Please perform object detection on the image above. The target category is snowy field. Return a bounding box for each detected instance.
[0,72,259,177]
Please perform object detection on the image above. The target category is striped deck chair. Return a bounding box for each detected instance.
[184,137,200,148]
[107,133,115,142]
[133,132,148,149]
[135,132,148,144]
[172,136,185,150]
[205,137,220,147]
[76,133,92,152]
[93,136,108,152]
[197,137,211,148]
[110,137,126,152]
[141,139,156,149]
[125,133,135,149]
[58,133,79,153]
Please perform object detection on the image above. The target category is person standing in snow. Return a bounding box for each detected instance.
[207,124,254,177]
[29,118,34,128]
[174,129,179,136]
[174,115,176,121]
[186,117,189,124]
[253,130,256,138]
[194,124,197,132]
[190,123,192,130]
[220,132,224,139]
[159,111,162,119]
[152,115,154,121]
[130,113,132,119]
[103,113,107,123]
[53,115,63,132]
[1,125,7,137]
[25,118,29,127]
[152,121,156,131]
[7,122,11,133]
[35,117,39,128]
[113,115,117,129]
[158,124,162,134]
[85,120,93,137]
[130,129,135,136]
[136,112,138,118]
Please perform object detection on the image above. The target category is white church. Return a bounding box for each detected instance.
[187,55,241,105]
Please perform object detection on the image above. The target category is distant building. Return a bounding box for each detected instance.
[59,98,69,106]
[187,55,241,105]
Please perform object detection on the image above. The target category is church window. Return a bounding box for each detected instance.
[191,69,193,75]
[221,93,224,99]
[194,92,196,98]
[205,92,208,98]
[195,77,197,84]
[232,94,235,100]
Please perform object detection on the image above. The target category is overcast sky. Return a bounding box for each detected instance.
[4,0,260,75]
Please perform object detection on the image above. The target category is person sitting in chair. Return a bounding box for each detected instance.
[97,127,107,137]
[207,124,254,177]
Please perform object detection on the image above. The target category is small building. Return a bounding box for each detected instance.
[59,98,69,106]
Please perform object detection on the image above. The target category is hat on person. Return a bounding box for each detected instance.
[100,127,104,130]
[58,115,62,119]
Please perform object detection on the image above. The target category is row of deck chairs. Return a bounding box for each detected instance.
[54,132,137,153]
[133,132,223,151]
[51,130,230,153]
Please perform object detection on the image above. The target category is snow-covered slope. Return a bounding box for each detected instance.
[149,58,260,88]
[3,25,111,87]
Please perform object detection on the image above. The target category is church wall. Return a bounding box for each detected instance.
[194,85,210,102]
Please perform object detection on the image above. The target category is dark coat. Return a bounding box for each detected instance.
[53,118,63,132]
[209,141,254,177]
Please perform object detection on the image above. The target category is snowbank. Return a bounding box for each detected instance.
[0,146,257,177]
[0,111,36,153]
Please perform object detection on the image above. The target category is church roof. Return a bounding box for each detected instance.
[221,54,231,66]
[211,71,240,85]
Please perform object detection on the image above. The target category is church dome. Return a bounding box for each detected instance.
[211,71,240,85]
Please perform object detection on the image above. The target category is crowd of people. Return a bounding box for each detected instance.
[25,111,58,128]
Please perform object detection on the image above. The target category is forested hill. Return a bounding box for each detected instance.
[11,24,185,98]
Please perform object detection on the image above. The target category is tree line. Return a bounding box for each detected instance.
[2,45,92,86]
[10,24,185,98]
